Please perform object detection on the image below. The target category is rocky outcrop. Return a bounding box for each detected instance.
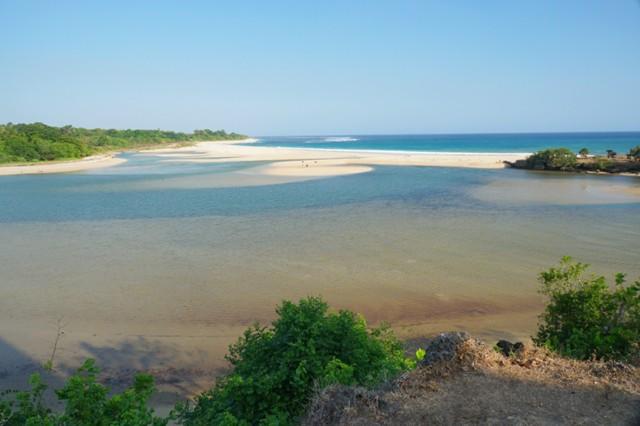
[419,331,471,366]
[496,339,524,357]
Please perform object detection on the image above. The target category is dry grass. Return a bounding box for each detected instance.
[304,339,640,425]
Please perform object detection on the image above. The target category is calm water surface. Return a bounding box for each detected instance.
[1,152,639,381]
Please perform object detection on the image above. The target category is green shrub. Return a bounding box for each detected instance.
[629,145,640,161]
[176,297,411,425]
[526,148,577,170]
[534,257,640,361]
[0,359,168,425]
[594,158,613,171]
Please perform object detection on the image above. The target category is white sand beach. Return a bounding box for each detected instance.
[147,141,529,178]
[0,154,126,176]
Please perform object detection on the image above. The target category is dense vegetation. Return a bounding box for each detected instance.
[175,297,412,425]
[0,123,248,163]
[509,147,640,173]
[535,257,640,361]
[524,148,577,170]
[523,146,640,171]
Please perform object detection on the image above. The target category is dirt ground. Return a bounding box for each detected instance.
[304,339,640,425]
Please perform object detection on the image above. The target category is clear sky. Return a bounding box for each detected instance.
[1,1,639,135]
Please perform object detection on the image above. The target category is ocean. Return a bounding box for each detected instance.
[249,132,640,155]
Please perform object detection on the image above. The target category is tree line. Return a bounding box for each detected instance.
[0,123,248,163]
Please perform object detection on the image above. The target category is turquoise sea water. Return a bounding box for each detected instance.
[251,132,640,155]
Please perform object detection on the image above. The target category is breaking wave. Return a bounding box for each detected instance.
[303,137,359,144]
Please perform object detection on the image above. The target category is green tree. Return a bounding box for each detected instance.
[578,147,589,158]
[629,145,640,161]
[534,257,640,361]
[176,297,411,425]
[0,123,248,164]
[525,148,577,170]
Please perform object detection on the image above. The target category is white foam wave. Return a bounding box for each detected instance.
[324,137,359,142]
[303,137,359,144]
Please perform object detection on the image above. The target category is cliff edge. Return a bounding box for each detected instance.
[304,333,640,425]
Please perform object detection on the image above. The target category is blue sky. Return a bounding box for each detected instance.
[1,1,639,135]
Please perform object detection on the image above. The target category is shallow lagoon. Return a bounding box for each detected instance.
[1,153,639,396]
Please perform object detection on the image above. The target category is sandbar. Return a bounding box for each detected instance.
[147,141,529,178]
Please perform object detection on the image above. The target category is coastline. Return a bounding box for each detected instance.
[146,141,529,178]
[0,139,258,176]
[0,154,126,176]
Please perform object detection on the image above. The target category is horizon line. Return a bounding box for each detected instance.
[2,122,640,138]
[258,130,640,138]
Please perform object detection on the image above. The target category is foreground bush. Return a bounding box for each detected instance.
[534,257,640,361]
[176,297,412,425]
[0,359,167,425]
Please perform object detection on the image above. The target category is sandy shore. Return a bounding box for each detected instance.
[0,139,261,177]
[147,141,529,178]
[0,154,126,176]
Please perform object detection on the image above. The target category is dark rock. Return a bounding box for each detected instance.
[496,340,524,357]
[505,159,529,169]
[420,331,470,366]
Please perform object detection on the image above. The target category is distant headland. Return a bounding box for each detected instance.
[506,147,640,176]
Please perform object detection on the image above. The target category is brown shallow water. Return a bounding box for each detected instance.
[0,156,639,402]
